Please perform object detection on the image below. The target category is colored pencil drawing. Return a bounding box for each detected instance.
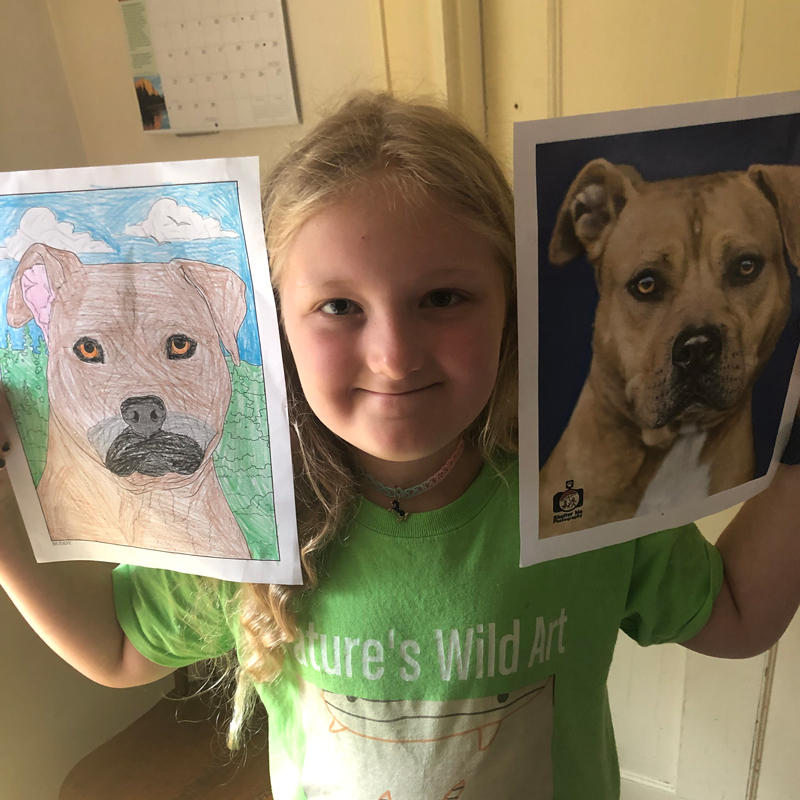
[0,184,278,560]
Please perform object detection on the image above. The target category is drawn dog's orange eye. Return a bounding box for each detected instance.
[73,337,104,363]
[167,334,197,360]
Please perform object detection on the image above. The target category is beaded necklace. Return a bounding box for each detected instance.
[362,438,465,522]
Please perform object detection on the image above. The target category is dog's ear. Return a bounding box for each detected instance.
[173,259,247,366]
[6,243,81,342]
[549,159,643,266]
[748,164,800,273]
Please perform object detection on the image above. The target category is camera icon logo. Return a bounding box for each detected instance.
[553,480,584,514]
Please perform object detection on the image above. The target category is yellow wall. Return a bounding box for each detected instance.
[45,0,386,177]
[482,0,800,175]
[739,0,800,96]
[1,0,85,170]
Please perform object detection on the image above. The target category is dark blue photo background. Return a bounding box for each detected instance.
[535,113,800,475]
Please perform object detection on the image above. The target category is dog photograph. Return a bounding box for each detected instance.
[516,96,800,562]
[0,161,298,581]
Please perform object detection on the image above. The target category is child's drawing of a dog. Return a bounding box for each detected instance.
[6,242,252,558]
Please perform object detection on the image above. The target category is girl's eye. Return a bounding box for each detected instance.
[320,298,355,316]
[73,337,105,363]
[167,334,197,360]
[426,290,460,308]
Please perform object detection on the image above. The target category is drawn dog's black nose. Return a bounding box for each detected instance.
[671,326,723,375]
[121,395,167,439]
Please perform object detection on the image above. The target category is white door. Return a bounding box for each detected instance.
[608,507,776,799]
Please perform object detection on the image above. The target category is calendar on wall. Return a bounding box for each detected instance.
[119,0,299,134]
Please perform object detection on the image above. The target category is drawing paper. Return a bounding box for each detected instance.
[0,157,301,584]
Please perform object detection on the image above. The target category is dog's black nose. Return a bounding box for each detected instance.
[120,395,167,439]
[671,326,723,375]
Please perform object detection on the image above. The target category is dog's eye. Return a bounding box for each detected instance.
[627,270,664,302]
[637,277,656,294]
[167,335,197,360]
[727,255,764,286]
[73,337,104,363]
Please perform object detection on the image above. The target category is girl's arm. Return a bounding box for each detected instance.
[682,461,800,658]
[0,456,175,688]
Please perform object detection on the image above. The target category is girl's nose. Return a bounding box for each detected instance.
[364,313,424,380]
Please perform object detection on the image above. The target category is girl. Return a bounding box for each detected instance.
[2,92,800,800]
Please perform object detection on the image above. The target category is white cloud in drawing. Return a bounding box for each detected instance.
[124,198,238,244]
[0,207,113,261]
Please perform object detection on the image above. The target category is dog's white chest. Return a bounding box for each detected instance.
[636,431,711,517]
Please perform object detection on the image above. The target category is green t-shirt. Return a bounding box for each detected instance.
[113,459,723,800]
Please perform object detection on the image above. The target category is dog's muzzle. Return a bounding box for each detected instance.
[659,324,734,424]
[104,395,206,477]
[671,325,723,377]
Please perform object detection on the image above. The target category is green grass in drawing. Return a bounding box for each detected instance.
[215,356,278,560]
[1,329,49,485]
[0,336,278,560]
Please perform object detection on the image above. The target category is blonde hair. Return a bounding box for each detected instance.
[228,91,518,746]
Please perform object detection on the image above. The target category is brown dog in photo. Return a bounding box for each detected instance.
[6,242,252,558]
[540,161,800,538]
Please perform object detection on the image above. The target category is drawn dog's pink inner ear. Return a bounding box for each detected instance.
[20,262,55,342]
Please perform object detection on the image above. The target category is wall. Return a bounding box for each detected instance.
[482,0,800,176]
[0,0,85,170]
[0,590,175,800]
[45,0,386,176]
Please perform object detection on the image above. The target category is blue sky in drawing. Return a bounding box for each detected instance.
[0,181,266,366]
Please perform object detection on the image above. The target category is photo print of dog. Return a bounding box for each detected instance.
[536,114,800,539]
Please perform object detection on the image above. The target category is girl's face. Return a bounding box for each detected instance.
[279,180,507,466]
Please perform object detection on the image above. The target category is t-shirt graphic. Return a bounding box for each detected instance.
[299,675,555,799]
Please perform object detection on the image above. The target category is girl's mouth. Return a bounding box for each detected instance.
[363,384,439,397]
